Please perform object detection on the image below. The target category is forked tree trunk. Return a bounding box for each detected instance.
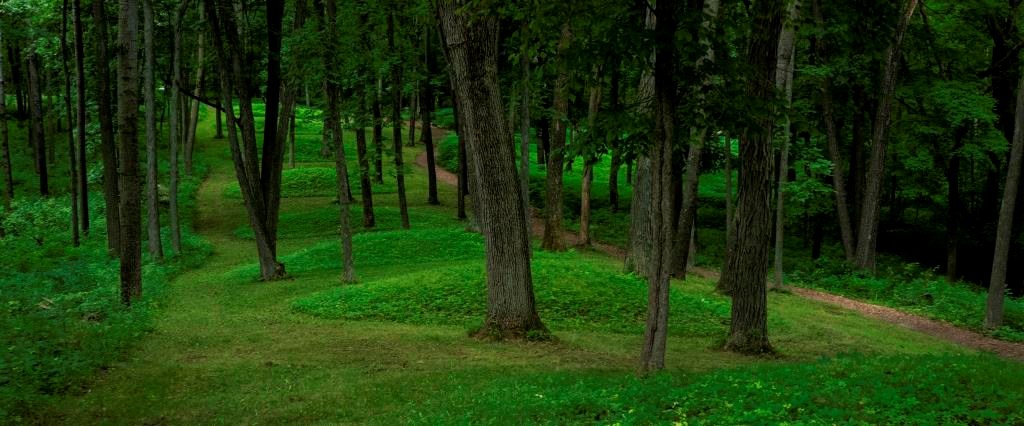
[854,0,919,270]
[718,0,786,355]
[61,0,80,247]
[94,0,121,256]
[438,0,547,339]
[541,24,573,252]
[987,73,1024,329]
[117,0,143,305]
[143,0,164,260]
[73,0,89,233]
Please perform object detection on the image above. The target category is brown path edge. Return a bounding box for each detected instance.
[412,128,1024,362]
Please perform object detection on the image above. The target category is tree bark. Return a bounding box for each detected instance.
[324,0,356,283]
[387,12,410,229]
[354,4,376,226]
[372,80,384,183]
[438,0,547,339]
[289,112,296,168]
[541,24,573,251]
[773,0,800,289]
[94,0,121,256]
[117,0,143,305]
[168,0,188,254]
[718,0,785,355]
[61,0,81,247]
[608,67,621,212]
[455,95,468,220]
[854,0,919,270]
[73,0,89,233]
[420,25,440,206]
[519,26,531,229]
[27,51,48,197]
[640,0,677,373]
[578,73,602,247]
[185,10,205,176]
[987,73,1024,329]
[0,29,11,210]
[143,0,164,260]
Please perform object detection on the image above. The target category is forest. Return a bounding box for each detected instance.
[1,0,1024,423]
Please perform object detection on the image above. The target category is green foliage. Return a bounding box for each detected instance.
[231,205,460,240]
[294,249,729,336]
[403,354,1024,424]
[788,258,1024,342]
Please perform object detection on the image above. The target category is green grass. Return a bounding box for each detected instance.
[294,249,730,336]
[19,102,1024,424]
[231,205,461,240]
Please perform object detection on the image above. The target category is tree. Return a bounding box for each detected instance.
[772,0,800,289]
[717,0,786,355]
[184,6,205,176]
[204,0,289,281]
[353,4,376,227]
[421,22,439,206]
[61,0,80,247]
[73,0,88,234]
[1,29,12,211]
[26,49,47,197]
[986,74,1024,329]
[117,0,142,305]
[541,23,573,252]
[387,10,410,229]
[94,0,122,257]
[142,0,163,260]
[438,0,547,339]
[167,0,191,254]
[323,0,355,284]
[853,0,919,270]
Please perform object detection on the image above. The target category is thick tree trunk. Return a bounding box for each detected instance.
[117,0,142,305]
[387,13,410,229]
[27,52,48,197]
[61,0,80,246]
[541,25,573,251]
[773,0,799,288]
[73,0,89,233]
[986,73,1024,329]
[640,0,677,373]
[438,0,547,339]
[718,0,785,355]
[94,0,121,256]
[0,29,11,209]
[143,0,163,260]
[854,0,919,270]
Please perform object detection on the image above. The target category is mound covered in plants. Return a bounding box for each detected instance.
[226,227,485,279]
[224,167,396,199]
[399,354,1024,424]
[232,206,460,240]
[293,250,729,336]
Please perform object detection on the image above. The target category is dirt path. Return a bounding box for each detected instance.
[413,139,1024,362]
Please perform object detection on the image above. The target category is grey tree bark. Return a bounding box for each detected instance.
[541,24,573,252]
[143,0,164,260]
[772,0,799,289]
[438,0,547,339]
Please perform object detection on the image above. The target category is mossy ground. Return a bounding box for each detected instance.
[34,108,1024,424]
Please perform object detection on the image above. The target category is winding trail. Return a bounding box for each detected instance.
[414,130,1024,362]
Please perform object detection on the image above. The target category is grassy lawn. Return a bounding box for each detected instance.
[31,108,1024,424]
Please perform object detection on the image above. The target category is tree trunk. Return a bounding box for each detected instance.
[640,0,677,373]
[27,52,48,197]
[117,0,142,305]
[324,0,355,283]
[94,0,121,256]
[439,0,547,339]
[854,0,919,270]
[578,74,602,247]
[72,0,89,233]
[353,5,376,226]
[724,134,733,241]
[986,73,1024,329]
[185,12,205,175]
[142,0,163,260]
[407,87,418,147]
[456,95,468,220]
[204,0,287,281]
[421,28,440,205]
[946,149,961,282]
[772,0,800,289]
[61,0,81,247]
[214,103,224,139]
[372,80,384,183]
[519,28,531,229]
[289,113,296,168]
[168,0,187,254]
[718,0,786,355]
[671,0,721,279]
[0,29,11,210]
[387,12,410,229]
[541,24,573,252]
[608,67,621,212]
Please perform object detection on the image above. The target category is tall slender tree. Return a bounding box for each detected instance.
[541,23,573,251]
[387,11,410,229]
[0,29,10,210]
[94,0,121,256]
[26,50,47,197]
[323,0,356,283]
[62,0,80,247]
[142,0,163,260]
[117,0,143,305]
[73,0,89,233]
[772,0,800,289]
